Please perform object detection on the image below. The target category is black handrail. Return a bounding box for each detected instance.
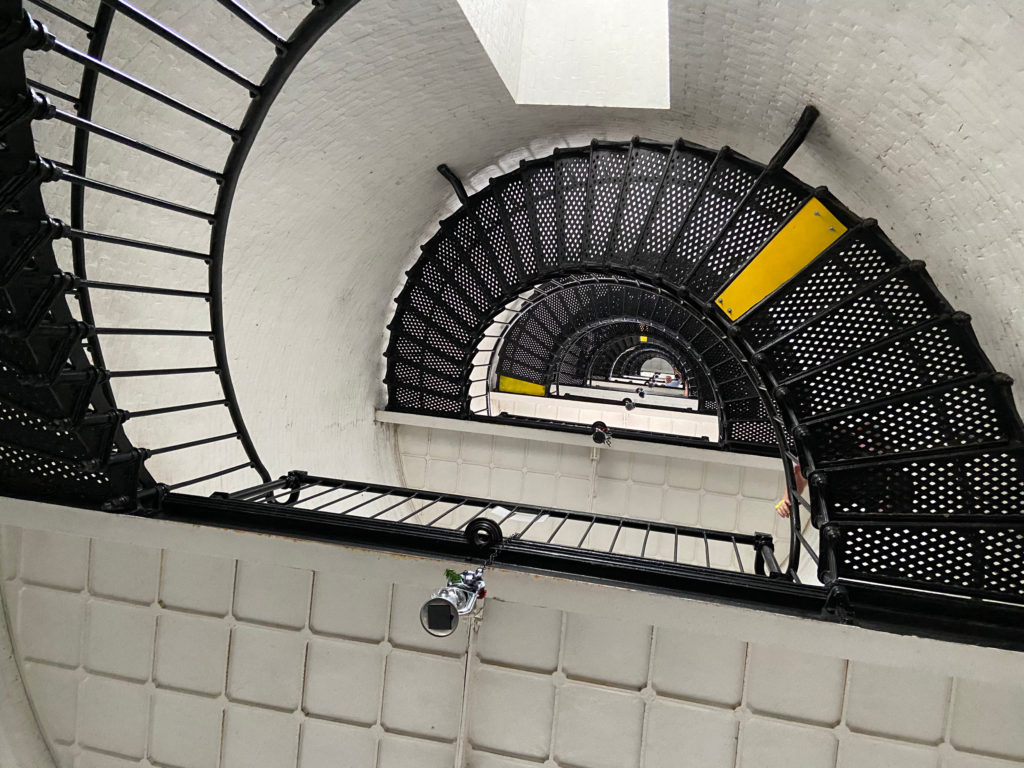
[0,0,364,506]
[206,0,364,486]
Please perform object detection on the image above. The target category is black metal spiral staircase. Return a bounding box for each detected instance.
[0,0,360,509]
[1,0,1022,645]
[386,118,1024,607]
[603,343,687,381]
[489,275,723,422]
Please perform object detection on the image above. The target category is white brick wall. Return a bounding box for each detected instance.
[21,0,1024,495]
[2,514,1024,768]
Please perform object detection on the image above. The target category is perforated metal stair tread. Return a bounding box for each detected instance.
[386,135,1024,605]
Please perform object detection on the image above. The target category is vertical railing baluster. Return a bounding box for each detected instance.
[425,501,470,527]
[545,514,569,544]
[732,536,745,573]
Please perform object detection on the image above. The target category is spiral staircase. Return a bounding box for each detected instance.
[0,0,1022,644]
[486,276,720,419]
[386,123,1024,609]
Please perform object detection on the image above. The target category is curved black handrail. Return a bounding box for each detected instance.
[207,0,364,484]
[1,0,364,507]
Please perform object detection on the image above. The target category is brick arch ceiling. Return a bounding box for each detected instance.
[195,0,1023,482]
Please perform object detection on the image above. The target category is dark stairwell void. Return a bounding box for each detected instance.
[0,0,1022,647]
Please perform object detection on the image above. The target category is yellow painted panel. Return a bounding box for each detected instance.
[498,375,546,396]
[715,198,847,321]
[639,335,648,342]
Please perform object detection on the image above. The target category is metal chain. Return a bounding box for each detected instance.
[481,530,520,570]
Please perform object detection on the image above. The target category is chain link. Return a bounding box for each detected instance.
[481,530,520,570]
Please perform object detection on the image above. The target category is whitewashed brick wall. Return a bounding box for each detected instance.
[21,0,1024,496]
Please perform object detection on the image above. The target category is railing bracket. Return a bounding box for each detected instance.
[823,583,853,624]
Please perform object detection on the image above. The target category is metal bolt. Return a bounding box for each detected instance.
[814,210,820,216]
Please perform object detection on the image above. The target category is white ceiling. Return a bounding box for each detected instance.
[456,0,671,108]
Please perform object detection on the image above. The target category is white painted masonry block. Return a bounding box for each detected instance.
[0,524,20,580]
[233,560,312,629]
[476,600,562,672]
[662,487,701,525]
[88,540,160,604]
[644,699,737,768]
[742,467,784,501]
[651,628,746,706]
[302,638,383,724]
[378,734,455,768]
[154,612,230,696]
[160,550,235,616]
[77,676,150,758]
[465,752,539,768]
[469,665,555,759]
[738,717,837,768]
[227,625,306,710]
[221,705,299,768]
[667,459,704,489]
[19,530,88,591]
[84,600,155,682]
[942,752,1024,768]
[22,661,77,744]
[554,683,644,768]
[298,719,377,768]
[845,661,951,743]
[76,750,139,768]
[309,571,390,642]
[837,735,939,768]
[746,644,847,726]
[562,613,652,689]
[381,650,465,741]
[950,679,1024,760]
[704,463,742,495]
[18,586,82,666]
[150,690,223,768]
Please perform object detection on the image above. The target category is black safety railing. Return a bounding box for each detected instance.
[211,471,782,578]
[157,475,1024,648]
[0,0,363,509]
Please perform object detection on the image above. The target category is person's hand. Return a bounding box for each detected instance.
[775,495,791,518]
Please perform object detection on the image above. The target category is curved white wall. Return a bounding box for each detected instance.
[224,0,1024,490]
[3,498,1024,768]
[23,0,1024,490]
